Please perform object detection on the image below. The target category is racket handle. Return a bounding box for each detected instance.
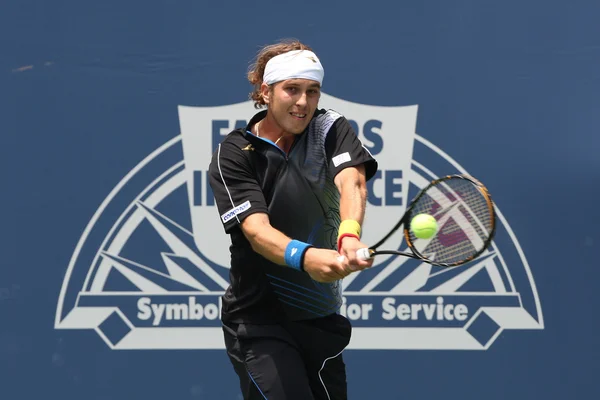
[356,248,373,261]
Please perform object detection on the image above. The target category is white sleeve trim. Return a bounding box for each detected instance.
[216,143,241,224]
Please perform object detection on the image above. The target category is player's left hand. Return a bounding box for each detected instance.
[339,236,374,272]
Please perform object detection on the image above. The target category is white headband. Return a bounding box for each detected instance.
[263,50,324,86]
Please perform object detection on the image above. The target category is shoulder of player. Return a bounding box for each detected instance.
[312,108,345,121]
[209,129,256,166]
[313,108,350,128]
[216,129,251,151]
[309,108,352,137]
[217,110,265,151]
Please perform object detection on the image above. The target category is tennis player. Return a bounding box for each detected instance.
[208,39,378,400]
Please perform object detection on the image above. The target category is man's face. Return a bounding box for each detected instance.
[262,79,321,134]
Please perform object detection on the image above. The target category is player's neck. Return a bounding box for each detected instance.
[256,117,292,150]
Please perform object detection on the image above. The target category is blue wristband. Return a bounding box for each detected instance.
[284,240,311,271]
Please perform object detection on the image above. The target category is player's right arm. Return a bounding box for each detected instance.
[240,213,351,283]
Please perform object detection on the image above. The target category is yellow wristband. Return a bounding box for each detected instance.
[338,219,361,240]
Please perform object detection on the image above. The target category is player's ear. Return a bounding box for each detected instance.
[261,83,270,105]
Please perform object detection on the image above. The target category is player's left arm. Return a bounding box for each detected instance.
[334,164,374,270]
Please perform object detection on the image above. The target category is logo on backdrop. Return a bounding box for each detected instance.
[55,93,544,350]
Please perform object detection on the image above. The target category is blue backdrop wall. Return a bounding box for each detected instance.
[2,0,599,399]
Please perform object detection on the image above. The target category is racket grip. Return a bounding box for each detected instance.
[356,248,372,261]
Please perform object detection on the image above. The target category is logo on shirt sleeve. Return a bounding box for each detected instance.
[332,152,351,167]
[221,200,251,223]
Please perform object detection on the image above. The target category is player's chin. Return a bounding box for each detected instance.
[286,116,310,133]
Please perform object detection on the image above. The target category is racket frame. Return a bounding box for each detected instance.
[366,174,496,267]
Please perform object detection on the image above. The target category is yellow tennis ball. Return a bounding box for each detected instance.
[410,213,438,239]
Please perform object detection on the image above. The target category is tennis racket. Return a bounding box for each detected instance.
[357,174,496,267]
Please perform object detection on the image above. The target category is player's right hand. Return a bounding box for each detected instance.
[302,248,352,283]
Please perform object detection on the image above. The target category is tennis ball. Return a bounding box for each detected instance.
[410,214,438,239]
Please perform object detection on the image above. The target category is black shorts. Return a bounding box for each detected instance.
[222,313,352,400]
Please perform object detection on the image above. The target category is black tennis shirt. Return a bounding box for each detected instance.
[208,108,377,323]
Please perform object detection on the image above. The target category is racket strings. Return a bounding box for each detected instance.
[408,178,494,265]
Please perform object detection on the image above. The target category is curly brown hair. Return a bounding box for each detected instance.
[247,39,314,108]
